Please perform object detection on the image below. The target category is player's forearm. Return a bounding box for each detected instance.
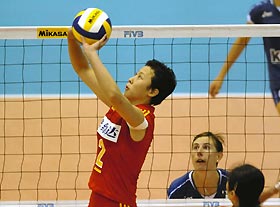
[218,37,250,80]
[87,51,123,103]
[259,182,280,203]
[68,36,90,74]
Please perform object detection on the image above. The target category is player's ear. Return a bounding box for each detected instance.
[149,88,159,98]
[229,190,239,204]
[217,152,223,163]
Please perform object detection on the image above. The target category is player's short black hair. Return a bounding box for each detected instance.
[146,59,177,106]
[228,164,264,207]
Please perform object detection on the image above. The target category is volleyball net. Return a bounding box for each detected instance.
[0,25,280,207]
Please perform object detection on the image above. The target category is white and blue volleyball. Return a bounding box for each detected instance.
[72,8,112,44]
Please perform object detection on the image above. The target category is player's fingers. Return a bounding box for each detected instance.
[94,35,108,49]
[100,34,108,45]
[211,92,217,98]
[67,29,76,41]
[81,36,87,45]
[209,85,214,95]
[209,85,217,98]
[101,34,107,41]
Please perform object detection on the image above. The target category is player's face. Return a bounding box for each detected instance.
[191,136,221,171]
[226,182,238,207]
[124,66,155,105]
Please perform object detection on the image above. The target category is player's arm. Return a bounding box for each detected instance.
[259,181,280,203]
[209,23,252,97]
[82,35,148,142]
[67,29,111,107]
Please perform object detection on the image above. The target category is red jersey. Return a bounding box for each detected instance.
[88,104,155,207]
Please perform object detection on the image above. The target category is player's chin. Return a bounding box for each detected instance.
[123,91,133,101]
[124,90,129,97]
[194,162,208,170]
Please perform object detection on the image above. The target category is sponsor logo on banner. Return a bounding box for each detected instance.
[203,201,220,207]
[124,30,144,38]
[97,116,121,143]
[37,27,68,38]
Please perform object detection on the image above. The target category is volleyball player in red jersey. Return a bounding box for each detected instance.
[67,30,177,207]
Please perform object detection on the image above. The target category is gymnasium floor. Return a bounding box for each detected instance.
[1,96,279,201]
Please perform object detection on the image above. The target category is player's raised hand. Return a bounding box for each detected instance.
[82,34,108,53]
[209,78,224,98]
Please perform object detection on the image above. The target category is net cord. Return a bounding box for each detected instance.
[1,24,280,39]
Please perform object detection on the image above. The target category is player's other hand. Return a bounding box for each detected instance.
[209,78,223,98]
[82,35,108,52]
[67,28,75,40]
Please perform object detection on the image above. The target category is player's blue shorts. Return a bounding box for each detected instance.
[271,88,280,105]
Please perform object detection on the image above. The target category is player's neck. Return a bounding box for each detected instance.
[129,99,150,106]
[193,170,219,196]
[193,169,218,183]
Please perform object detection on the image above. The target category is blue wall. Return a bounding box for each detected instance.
[0,0,257,26]
[0,1,269,95]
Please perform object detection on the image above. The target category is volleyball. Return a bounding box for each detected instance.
[72,8,112,44]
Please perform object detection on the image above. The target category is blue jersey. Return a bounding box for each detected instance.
[248,0,280,90]
[167,169,228,199]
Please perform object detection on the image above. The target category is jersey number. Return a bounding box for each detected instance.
[93,139,106,173]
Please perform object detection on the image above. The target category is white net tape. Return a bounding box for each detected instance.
[1,199,280,207]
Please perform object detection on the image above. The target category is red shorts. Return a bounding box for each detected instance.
[88,191,136,207]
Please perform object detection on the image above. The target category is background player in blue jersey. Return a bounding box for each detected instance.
[167,132,228,199]
[209,0,280,115]
[167,132,280,200]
